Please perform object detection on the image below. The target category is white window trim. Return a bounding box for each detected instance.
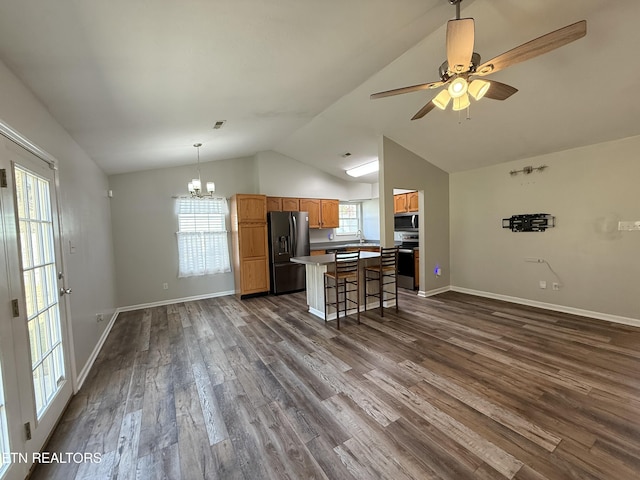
[175,197,231,277]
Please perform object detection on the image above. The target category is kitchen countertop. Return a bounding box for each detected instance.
[291,251,380,265]
[310,241,401,251]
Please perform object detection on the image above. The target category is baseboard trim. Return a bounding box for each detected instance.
[74,310,118,392]
[117,290,236,313]
[450,286,640,328]
[74,289,235,391]
[417,286,451,298]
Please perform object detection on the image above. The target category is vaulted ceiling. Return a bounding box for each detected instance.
[0,0,637,183]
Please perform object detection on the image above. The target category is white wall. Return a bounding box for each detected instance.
[109,156,257,307]
[450,135,640,321]
[0,59,117,378]
[379,136,450,293]
[362,198,380,240]
[256,150,372,200]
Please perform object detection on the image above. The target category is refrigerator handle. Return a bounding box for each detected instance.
[292,214,297,254]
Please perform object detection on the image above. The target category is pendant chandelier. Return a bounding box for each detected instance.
[187,143,215,197]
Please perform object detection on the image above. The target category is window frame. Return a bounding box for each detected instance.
[336,201,361,236]
[175,197,231,278]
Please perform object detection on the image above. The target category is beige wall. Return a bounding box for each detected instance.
[450,135,640,320]
[0,59,117,378]
[256,150,373,200]
[109,156,257,307]
[379,136,450,293]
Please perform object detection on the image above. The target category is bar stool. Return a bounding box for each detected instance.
[323,250,361,329]
[364,246,399,316]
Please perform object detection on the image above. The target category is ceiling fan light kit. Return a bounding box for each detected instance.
[468,79,490,101]
[370,0,587,120]
[433,89,452,110]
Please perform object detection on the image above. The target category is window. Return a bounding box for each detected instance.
[176,197,231,277]
[336,202,360,236]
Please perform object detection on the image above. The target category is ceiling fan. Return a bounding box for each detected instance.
[370,0,586,120]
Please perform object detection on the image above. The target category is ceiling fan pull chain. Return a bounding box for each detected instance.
[466,105,471,121]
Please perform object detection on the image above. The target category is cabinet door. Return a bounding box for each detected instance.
[407,191,419,212]
[239,223,268,258]
[241,258,270,294]
[394,194,408,213]
[266,196,282,212]
[282,197,300,211]
[236,194,267,222]
[320,199,339,228]
[238,223,269,294]
[299,199,321,228]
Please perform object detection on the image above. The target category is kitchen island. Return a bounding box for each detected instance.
[291,251,395,322]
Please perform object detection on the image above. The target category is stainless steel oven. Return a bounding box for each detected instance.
[397,233,418,290]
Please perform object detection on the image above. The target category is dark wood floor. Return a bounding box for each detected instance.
[31,290,640,480]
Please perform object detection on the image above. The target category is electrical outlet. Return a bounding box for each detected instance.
[96,313,104,323]
[552,282,560,290]
[162,283,169,290]
[539,280,547,289]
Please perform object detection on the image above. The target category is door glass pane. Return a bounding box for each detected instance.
[0,359,11,477]
[14,165,65,418]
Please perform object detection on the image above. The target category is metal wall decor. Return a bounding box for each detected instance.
[509,165,547,176]
[502,213,555,232]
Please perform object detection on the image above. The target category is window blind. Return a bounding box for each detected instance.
[176,197,231,277]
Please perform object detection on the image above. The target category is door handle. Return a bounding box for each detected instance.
[60,288,72,296]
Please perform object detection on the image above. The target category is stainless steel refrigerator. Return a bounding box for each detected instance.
[268,211,310,294]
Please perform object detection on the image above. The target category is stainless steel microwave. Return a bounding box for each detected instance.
[394,213,418,231]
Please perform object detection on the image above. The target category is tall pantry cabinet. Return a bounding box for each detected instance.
[230,194,270,298]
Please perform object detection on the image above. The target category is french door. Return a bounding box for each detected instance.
[0,136,73,479]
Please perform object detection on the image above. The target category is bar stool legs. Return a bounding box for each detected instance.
[323,251,360,329]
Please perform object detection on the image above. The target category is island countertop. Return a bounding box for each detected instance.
[291,251,380,266]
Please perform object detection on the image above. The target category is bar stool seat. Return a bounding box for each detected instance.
[323,251,360,329]
[364,246,399,316]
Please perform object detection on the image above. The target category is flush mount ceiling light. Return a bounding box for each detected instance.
[188,143,215,197]
[370,0,586,120]
[346,160,379,177]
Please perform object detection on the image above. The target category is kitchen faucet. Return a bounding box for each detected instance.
[357,229,363,244]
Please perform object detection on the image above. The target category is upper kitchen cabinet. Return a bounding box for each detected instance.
[320,199,339,228]
[394,194,407,214]
[394,192,418,213]
[233,194,267,223]
[282,197,300,211]
[266,196,282,212]
[299,198,321,228]
[299,198,339,229]
[407,191,418,212]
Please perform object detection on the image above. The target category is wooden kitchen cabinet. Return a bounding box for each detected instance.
[300,198,339,229]
[282,197,300,211]
[320,199,339,228]
[394,192,418,213]
[266,196,282,212]
[230,194,270,298]
[407,191,418,212]
[299,198,321,228]
[394,194,408,213]
[233,194,268,223]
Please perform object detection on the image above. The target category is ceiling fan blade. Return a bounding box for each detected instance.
[370,81,444,100]
[411,101,437,120]
[446,18,475,74]
[475,20,586,76]
[484,81,518,100]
